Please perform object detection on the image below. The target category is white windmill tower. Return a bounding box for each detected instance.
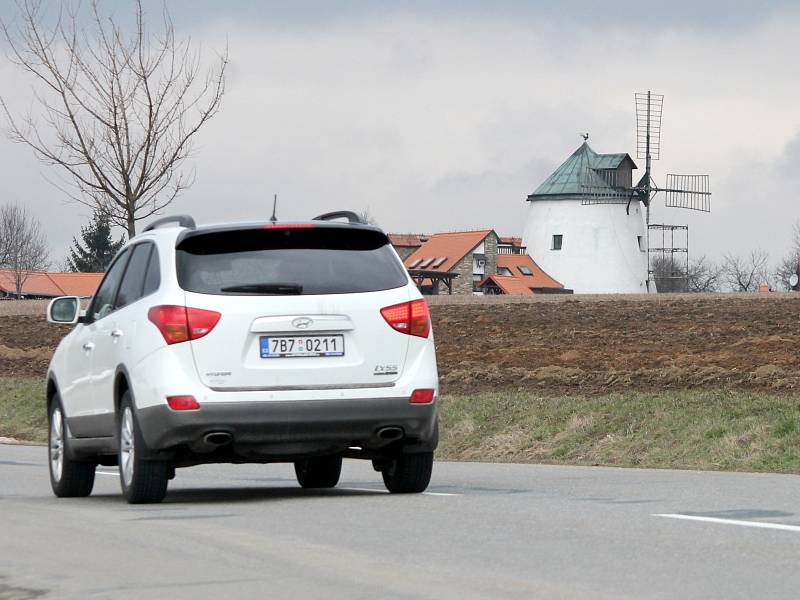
[521,92,711,294]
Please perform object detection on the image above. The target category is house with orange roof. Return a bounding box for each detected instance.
[403,229,497,295]
[0,269,103,299]
[401,229,568,296]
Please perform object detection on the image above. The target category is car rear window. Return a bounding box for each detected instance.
[176,226,409,295]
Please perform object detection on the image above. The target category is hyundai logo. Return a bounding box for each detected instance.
[292,317,313,330]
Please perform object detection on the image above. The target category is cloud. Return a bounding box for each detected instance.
[2,6,800,268]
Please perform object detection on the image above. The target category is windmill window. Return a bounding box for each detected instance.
[517,265,533,276]
[408,258,422,268]
[552,235,563,250]
[637,236,646,252]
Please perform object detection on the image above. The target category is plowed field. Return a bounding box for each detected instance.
[432,294,800,395]
[2,294,798,396]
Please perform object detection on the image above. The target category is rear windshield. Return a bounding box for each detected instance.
[176,227,409,295]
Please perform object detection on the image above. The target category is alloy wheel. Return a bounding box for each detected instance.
[120,407,135,488]
[49,406,64,483]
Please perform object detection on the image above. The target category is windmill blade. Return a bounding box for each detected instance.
[635,92,664,160]
[662,174,711,212]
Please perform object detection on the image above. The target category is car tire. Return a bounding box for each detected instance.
[48,398,96,498]
[294,456,342,488]
[382,452,433,494]
[118,392,169,504]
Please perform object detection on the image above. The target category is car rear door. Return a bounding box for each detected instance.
[175,225,413,390]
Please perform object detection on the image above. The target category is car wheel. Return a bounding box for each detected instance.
[118,392,170,504]
[382,452,433,494]
[294,456,342,488]
[48,399,96,497]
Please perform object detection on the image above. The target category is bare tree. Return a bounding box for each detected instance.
[687,255,721,293]
[722,250,770,292]
[1,0,227,236]
[0,203,50,296]
[650,254,688,293]
[775,221,800,290]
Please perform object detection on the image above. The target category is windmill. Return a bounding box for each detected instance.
[580,91,712,291]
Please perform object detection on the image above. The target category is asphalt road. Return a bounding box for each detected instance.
[2,443,800,599]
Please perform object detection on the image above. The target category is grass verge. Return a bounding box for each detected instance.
[3,382,800,473]
[437,390,800,473]
[0,377,47,443]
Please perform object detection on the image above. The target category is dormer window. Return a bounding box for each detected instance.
[517,265,533,276]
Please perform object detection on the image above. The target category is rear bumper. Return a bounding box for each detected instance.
[136,396,438,459]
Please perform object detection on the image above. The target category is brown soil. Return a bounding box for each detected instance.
[2,294,799,396]
[431,294,800,396]
[0,316,70,378]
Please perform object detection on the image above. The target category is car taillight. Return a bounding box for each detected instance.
[380,299,430,338]
[409,389,435,404]
[148,305,221,345]
[166,395,200,410]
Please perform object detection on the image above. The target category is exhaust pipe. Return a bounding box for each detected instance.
[202,431,232,447]
[376,426,404,442]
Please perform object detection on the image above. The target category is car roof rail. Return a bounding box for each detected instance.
[312,211,365,224]
[143,215,196,232]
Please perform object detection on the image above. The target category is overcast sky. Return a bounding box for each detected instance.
[1,1,799,268]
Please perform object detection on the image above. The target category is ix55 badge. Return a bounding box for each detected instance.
[374,364,399,376]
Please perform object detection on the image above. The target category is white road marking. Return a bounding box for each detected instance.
[96,471,117,476]
[654,513,800,533]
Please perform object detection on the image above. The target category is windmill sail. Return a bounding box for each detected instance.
[635,92,663,160]
[663,174,711,212]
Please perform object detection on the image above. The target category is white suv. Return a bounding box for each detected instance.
[45,212,439,503]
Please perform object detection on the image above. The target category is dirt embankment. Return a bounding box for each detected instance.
[1,294,799,396]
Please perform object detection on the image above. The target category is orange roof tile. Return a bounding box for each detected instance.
[478,275,535,296]
[0,269,103,297]
[48,273,105,297]
[496,254,563,289]
[404,230,494,273]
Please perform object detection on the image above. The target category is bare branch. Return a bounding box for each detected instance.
[1,0,227,236]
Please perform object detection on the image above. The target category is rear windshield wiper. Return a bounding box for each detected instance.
[220,283,303,294]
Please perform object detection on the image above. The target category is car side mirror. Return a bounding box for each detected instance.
[47,296,82,325]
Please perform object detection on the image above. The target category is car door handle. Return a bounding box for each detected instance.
[111,330,123,338]
[82,342,95,351]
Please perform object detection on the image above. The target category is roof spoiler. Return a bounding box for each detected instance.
[312,211,365,224]
[143,215,196,232]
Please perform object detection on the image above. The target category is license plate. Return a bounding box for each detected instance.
[260,335,345,358]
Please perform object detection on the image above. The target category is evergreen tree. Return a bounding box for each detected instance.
[67,211,125,272]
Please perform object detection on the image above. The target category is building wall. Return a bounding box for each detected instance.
[522,198,649,293]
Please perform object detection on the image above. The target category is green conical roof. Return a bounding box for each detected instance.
[528,142,636,200]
